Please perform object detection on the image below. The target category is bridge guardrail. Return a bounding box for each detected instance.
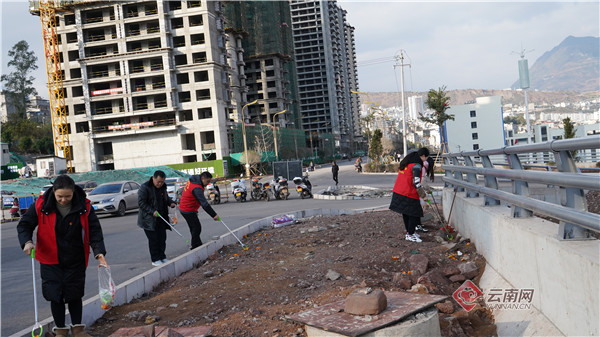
[442,135,600,240]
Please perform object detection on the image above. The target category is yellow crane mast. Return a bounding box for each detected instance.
[33,0,73,172]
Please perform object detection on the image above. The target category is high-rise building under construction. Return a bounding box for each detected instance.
[31,1,232,172]
[289,0,361,153]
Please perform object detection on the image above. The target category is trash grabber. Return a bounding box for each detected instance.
[426,198,445,226]
[157,212,191,248]
[218,217,249,250]
[30,249,43,337]
[428,191,446,225]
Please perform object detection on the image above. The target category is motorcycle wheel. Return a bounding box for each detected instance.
[265,194,270,202]
[215,196,220,204]
[251,190,259,201]
[300,192,305,199]
[283,193,288,200]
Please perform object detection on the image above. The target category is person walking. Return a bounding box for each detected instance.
[17,175,107,337]
[332,160,339,186]
[178,171,219,249]
[138,170,176,266]
[389,148,430,243]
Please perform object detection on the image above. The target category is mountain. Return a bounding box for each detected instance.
[512,36,599,92]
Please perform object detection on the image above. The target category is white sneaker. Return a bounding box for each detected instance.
[416,225,429,232]
[151,260,163,267]
[405,234,422,243]
[161,258,170,263]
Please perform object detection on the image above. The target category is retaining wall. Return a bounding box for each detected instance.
[442,188,599,336]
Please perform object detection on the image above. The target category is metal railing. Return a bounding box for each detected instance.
[442,136,600,240]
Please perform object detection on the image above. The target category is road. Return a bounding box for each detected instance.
[1,160,397,335]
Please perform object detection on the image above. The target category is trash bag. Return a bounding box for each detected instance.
[98,264,116,310]
[272,214,296,228]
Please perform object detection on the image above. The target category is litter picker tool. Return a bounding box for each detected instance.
[30,249,43,337]
[157,212,191,248]
[427,191,446,225]
[218,217,249,250]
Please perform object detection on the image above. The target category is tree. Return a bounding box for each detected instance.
[368,129,383,164]
[563,117,578,160]
[420,86,454,153]
[1,41,38,120]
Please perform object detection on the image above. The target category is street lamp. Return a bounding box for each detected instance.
[272,109,287,160]
[241,99,258,177]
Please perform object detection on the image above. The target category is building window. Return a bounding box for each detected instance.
[196,89,210,100]
[472,133,478,140]
[198,107,212,119]
[471,121,477,128]
[194,71,209,82]
[470,110,476,117]
[176,73,189,85]
[473,144,479,150]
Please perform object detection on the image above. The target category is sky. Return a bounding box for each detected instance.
[1,0,599,98]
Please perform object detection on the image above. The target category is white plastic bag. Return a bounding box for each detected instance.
[98,264,116,310]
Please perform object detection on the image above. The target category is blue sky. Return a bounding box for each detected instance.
[1,0,599,97]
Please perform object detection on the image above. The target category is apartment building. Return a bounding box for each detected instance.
[33,0,231,172]
[289,0,360,153]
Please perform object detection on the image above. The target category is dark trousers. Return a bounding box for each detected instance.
[51,299,82,327]
[181,212,202,249]
[402,214,420,235]
[333,172,338,185]
[144,219,167,262]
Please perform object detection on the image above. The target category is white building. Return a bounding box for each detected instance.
[445,96,505,153]
[408,95,424,120]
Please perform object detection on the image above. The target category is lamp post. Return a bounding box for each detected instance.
[241,99,258,177]
[272,109,287,160]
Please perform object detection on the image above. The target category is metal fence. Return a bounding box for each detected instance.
[442,136,600,240]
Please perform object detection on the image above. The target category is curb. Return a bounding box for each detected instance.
[313,185,381,200]
[10,205,388,337]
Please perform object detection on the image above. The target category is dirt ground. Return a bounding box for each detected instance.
[88,206,497,337]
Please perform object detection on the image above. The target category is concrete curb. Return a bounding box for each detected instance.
[10,205,388,337]
[314,185,381,200]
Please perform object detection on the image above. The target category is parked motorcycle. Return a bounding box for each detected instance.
[251,177,272,201]
[293,174,313,199]
[273,176,290,200]
[206,182,220,205]
[230,178,247,202]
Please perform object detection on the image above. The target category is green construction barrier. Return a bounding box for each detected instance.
[167,157,231,178]
[1,163,23,180]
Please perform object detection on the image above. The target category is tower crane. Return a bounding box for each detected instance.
[30,0,73,172]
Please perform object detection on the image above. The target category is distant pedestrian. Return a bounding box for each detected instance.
[17,175,107,337]
[389,148,430,243]
[138,170,176,267]
[332,161,339,186]
[179,172,219,249]
[310,161,315,171]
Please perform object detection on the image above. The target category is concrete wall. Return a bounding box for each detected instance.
[443,189,599,336]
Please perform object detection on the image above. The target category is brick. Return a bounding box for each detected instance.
[344,288,387,315]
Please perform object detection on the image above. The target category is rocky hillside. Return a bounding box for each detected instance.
[512,36,599,92]
[363,90,598,109]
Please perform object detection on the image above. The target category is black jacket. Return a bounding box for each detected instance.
[137,177,174,231]
[17,185,106,266]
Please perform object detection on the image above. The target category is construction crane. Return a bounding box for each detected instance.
[30,0,73,172]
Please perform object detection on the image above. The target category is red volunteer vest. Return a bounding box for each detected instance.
[179,181,204,212]
[35,197,91,266]
[392,163,422,200]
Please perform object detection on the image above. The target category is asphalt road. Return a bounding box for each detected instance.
[1,160,397,336]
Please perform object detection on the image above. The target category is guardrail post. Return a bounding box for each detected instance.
[555,150,590,240]
[508,153,533,218]
[450,156,465,192]
[481,155,500,206]
[463,155,479,198]
[443,156,452,188]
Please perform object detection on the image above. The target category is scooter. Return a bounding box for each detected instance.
[206,182,220,205]
[230,178,247,202]
[251,178,262,201]
[273,176,290,200]
[355,162,362,173]
[293,173,313,199]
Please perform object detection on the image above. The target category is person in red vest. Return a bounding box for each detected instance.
[17,175,107,337]
[179,171,219,249]
[389,148,430,243]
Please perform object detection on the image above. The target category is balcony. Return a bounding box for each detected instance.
[91,118,177,138]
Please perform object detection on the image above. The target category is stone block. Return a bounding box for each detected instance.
[408,254,429,276]
[435,300,455,314]
[344,288,387,315]
[457,261,479,279]
[449,274,466,283]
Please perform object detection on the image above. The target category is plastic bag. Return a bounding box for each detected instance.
[272,214,296,228]
[98,264,116,310]
[169,207,179,226]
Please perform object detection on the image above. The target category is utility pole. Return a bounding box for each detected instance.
[513,46,534,146]
[394,50,410,156]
